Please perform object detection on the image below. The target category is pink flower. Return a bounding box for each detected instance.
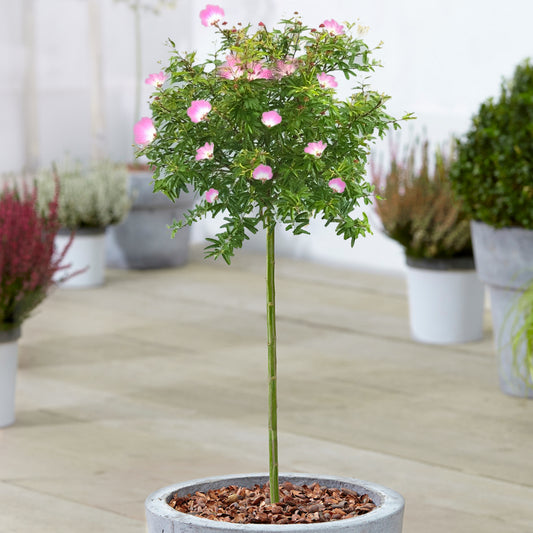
[252,164,273,182]
[134,117,156,146]
[200,4,225,27]
[322,19,344,35]
[205,188,219,203]
[195,142,214,161]
[317,72,338,89]
[187,100,212,123]
[261,111,282,128]
[275,60,297,78]
[328,178,346,193]
[145,71,168,88]
[219,54,244,80]
[247,62,273,80]
[304,141,327,157]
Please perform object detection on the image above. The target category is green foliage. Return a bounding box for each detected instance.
[450,59,533,229]
[372,140,472,260]
[138,15,412,263]
[38,158,131,230]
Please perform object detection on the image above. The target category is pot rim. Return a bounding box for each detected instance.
[0,326,21,343]
[145,472,404,531]
[406,255,475,271]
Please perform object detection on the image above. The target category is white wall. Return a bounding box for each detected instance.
[1,0,532,274]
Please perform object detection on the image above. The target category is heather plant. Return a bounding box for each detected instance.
[38,158,131,230]
[371,140,472,261]
[0,182,68,332]
[450,59,533,229]
[135,4,412,501]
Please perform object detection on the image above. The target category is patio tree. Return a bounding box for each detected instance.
[135,4,412,502]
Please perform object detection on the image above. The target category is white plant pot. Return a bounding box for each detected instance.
[0,327,21,428]
[406,257,485,345]
[55,229,106,289]
[146,473,404,532]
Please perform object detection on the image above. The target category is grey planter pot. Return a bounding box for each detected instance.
[471,221,533,397]
[106,170,195,269]
[146,473,404,533]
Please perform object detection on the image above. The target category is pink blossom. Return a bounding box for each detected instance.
[328,178,346,193]
[317,72,338,89]
[200,4,225,27]
[322,19,345,35]
[206,188,219,203]
[261,111,282,128]
[195,142,214,161]
[187,100,212,123]
[275,60,297,78]
[219,54,244,80]
[304,141,327,157]
[247,62,273,80]
[134,117,156,146]
[252,164,273,182]
[145,71,168,88]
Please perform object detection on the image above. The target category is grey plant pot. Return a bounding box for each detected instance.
[106,170,195,269]
[145,473,405,533]
[470,220,533,397]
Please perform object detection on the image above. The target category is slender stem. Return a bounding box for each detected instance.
[266,218,279,503]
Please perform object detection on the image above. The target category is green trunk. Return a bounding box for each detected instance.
[266,220,279,503]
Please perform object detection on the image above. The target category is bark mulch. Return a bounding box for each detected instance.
[168,481,376,525]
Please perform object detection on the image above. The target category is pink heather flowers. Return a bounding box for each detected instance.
[145,72,168,88]
[317,72,338,89]
[252,164,273,182]
[304,141,327,157]
[322,19,345,35]
[200,4,224,26]
[205,188,219,203]
[261,111,282,128]
[134,117,156,146]
[196,142,214,161]
[328,178,346,193]
[187,100,212,123]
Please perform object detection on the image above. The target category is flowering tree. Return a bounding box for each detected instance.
[135,4,412,502]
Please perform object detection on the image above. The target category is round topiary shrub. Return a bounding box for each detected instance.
[450,59,533,229]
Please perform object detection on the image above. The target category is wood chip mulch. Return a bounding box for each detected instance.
[168,481,376,525]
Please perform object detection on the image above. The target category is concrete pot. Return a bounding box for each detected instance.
[54,228,106,289]
[106,170,194,269]
[0,327,21,428]
[471,221,533,397]
[146,473,404,533]
[406,256,485,345]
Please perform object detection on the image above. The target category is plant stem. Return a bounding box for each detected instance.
[266,218,279,503]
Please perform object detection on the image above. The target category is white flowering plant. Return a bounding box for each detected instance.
[135,4,412,503]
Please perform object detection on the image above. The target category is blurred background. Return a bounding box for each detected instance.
[1,0,531,274]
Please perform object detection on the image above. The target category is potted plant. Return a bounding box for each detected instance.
[137,5,412,531]
[450,59,533,397]
[371,140,485,344]
[38,158,131,288]
[106,0,196,270]
[0,181,70,427]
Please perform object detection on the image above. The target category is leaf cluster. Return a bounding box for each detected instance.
[372,140,473,260]
[450,59,533,229]
[139,15,412,263]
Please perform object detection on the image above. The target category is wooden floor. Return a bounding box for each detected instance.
[1,249,532,532]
